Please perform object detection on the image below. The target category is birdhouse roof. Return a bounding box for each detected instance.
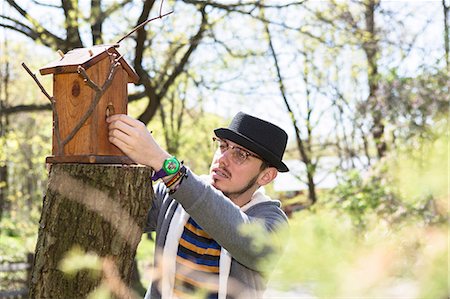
[39,44,139,84]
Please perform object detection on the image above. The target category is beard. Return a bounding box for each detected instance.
[223,173,260,200]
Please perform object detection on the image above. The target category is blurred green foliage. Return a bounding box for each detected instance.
[266,120,448,298]
[268,207,447,298]
[0,112,51,249]
[59,246,102,278]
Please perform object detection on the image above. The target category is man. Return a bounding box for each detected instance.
[107,111,289,299]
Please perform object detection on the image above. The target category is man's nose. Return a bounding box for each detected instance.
[216,148,232,166]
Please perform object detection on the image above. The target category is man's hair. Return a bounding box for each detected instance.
[260,160,271,171]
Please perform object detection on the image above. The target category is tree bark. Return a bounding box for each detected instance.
[443,0,450,71]
[0,36,10,222]
[29,164,154,298]
[363,0,386,159]
[264,19,318,205]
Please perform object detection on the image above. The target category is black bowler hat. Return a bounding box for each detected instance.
[214,112,289,172]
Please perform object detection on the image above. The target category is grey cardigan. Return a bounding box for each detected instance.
[144,169,288,299]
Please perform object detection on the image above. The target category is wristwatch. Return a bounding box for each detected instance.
[151,156,181,181]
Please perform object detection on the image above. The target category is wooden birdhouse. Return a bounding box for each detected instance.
[39,44,139,164]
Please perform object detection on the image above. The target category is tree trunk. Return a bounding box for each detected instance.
[0,35,10,222]
[0,113,7,221]
[443,0,450,71]
[363,0,387,159]
[263,20,318,205]
[29,164,154,298]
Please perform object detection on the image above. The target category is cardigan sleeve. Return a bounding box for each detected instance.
[144,182,168,233]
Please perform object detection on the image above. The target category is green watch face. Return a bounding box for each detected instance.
[163,157,180,175]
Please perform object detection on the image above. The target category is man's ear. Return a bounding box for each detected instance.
[258,167,278,186]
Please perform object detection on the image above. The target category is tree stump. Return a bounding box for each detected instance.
[29,164,153,298]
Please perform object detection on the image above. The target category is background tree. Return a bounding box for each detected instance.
[0,35,10,221]
[443,0,449,70]
[264,20,321,205]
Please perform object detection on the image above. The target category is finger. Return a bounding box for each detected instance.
[107,114,143,129]
[106,114,124,123]
[109,135,132,154]
[109,128,134,145]
[109,119,135,136]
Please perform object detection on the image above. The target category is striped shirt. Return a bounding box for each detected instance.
[174,217,221,299]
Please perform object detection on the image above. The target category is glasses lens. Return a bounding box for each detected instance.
[213,137,254,165]
[231,147,248,164]
[214,138,227,153]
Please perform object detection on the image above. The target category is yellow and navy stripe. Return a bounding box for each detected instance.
[174,217,221,298]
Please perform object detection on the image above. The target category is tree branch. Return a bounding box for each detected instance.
[31,0,60,8]
[61,0,83,48]
[137,4,208,124]
[157,7,208,104]
[182,0,307,11]
[0,15,44,42]
[21,62,62,151]
[116,11,173,44]
[264,14,318,204]
[0,104,52,115]
[21,63,53,103]
[5,0,64,48]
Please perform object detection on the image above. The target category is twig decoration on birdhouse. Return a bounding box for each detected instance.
[116,0,173,44]
[61,51,121,153]
[21,62,64,153]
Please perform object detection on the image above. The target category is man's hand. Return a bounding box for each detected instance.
[107,114,170,169]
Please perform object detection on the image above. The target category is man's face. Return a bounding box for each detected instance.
[209,138,264,200]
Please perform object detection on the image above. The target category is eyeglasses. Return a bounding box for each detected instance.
[212,137,261,165]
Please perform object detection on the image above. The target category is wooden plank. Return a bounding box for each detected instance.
[39,45,118,74]
[97,63,128,156]
[39,45,139,83]
[53,72,93,156]
[46,155,135,164]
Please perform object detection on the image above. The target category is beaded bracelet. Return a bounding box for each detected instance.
[165,166,187,194]
[165,167,185,188]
